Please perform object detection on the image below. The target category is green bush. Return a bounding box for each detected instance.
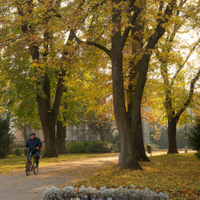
[66,141,89,153]
[188,118,200,160]
[112,141,120,152]
[0,116,12,158]
[86,141,112,153]
[196,152,200,160]
[13,148,23,156]
[66,141,112,154]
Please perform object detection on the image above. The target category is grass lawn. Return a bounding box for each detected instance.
[76,153,200,198]
[0,153,118,173]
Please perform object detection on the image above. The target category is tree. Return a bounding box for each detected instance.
[154,2,200,153]
[1,0,77,157]
[73,0,177,169]
[1,0,112,155]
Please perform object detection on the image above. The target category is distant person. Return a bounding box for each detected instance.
[24,133,42,167]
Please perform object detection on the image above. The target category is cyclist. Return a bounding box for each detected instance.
[24,133,42,167]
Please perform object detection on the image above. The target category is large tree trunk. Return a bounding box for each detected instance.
[111,22,142,169]
[56,120,66,154]
[111,0,142,169]
[40,113,58,157]
[37,86,61,157]
[167,118,178,153]
[126,26,149,162]
[23,126,29,142]
[135,112,150,161]
[128,102,149,161]
[129,53,153,163]
[112,66,141,169]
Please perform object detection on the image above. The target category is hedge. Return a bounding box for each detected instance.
[66,141,115,154]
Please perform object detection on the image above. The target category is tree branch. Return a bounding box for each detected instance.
[52,70,65,121]
[119,6,141,50]
[146,0,177,50]
[158,1,164,13]
[52,30,75,121]
[73,31,111,58]
[171,39,200,86]
[15,1,28,33]
[175,69,200,121]
[169,0,188,43]
[90,0,107,11]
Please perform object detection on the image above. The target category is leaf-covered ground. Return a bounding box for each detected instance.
[76,153,200,199]
[1,152,200,198]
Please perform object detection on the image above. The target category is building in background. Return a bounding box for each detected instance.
[14,124,101,146]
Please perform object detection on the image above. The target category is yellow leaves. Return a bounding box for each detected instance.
[152,125,161,141]
[76,153,200,198]
[30,62,39,68]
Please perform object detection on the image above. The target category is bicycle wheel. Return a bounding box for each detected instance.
[26,161,31,176]
[33,161,38,175]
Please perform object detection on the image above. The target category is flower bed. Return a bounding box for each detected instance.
[43,185,169,200]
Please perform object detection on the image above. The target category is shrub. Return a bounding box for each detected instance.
[13,148,23,156]
[112,141,120,152]
[66,141,89,153]
[43,185,169,200]
[188,118,200,160]
[66,141,112,154]
[86,141,112,153]
[0,116,12,158]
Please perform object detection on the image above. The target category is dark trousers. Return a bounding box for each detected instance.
[27,151,39,166]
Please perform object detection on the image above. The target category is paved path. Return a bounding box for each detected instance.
[0,156,118,200]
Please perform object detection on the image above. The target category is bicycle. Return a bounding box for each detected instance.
[25,149,38,176]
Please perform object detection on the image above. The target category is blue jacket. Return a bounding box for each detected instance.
[24,137,42,150]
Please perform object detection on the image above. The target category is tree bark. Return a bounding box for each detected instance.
[23,126,29,142]
[56,120,66,154]
[127,41,149,161]
[111,1,142,169]
[37,94,58,157]
[167,118,178,153]
[135,112,150,161]
[112,49,141,169]
[43,127,58,157]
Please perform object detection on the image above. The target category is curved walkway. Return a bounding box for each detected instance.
[0,156,118,200]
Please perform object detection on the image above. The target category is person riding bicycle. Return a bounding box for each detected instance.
[24,133,42,167]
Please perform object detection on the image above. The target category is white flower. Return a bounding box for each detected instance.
[43,185,169,200]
